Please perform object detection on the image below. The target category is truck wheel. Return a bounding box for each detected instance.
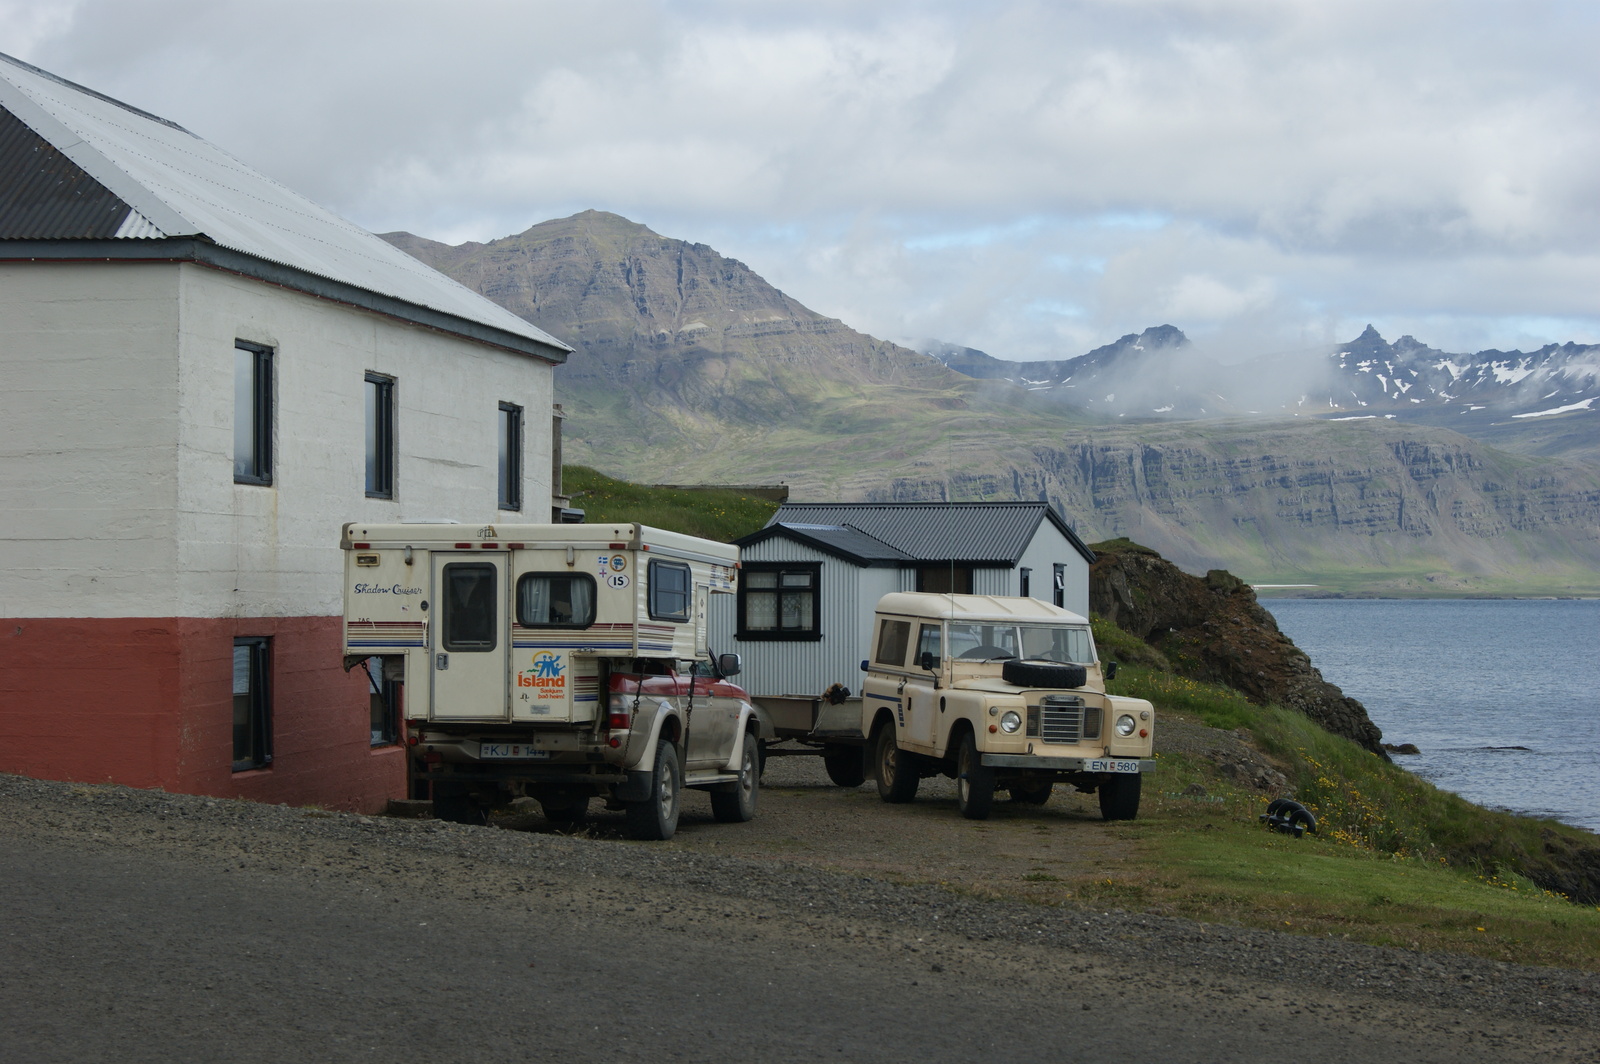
[540,796,590,827]
[432,783,486,826]
[710,731,760,823]
[1002,659,1088,689]
[956,731,996,820]
[625,740,682,841]
[1099,773,1142,821]
[874,726,919,804]
[1010,782,1053,805]
[823,744,867,788]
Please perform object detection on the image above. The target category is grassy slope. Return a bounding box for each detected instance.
[1092,620,1600,970]
[562,465,780,542]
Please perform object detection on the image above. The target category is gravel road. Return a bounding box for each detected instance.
[2,767,1597,1063]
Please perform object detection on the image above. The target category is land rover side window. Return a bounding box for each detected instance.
[1020,625,1095,664]
[738,563,820,639]
[648,560,691,622]
[874,619,911,667]
[915,623,942,667]
[516,572,596,627]
[442,563,497,651]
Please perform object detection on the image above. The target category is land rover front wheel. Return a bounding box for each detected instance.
[956,731,996,820]
[874,726,919,804]
[625,740,682,840]
[1099,773,1141,821]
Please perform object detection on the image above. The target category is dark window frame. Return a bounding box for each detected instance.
[1053,563,1066,608]
[1020,566,1032,598]
[441,562,499,652]
[365,372,395,499]
[736,562,822,641]
[648,559,692,623]
[232,637,273,771]
[233,341,273,486]
[498,401,523,512]
[515,572,598,628]
[915,564,972,594]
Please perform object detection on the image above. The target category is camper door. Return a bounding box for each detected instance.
[429,553,510,720]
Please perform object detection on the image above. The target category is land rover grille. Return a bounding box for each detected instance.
[1028,695,1100,743]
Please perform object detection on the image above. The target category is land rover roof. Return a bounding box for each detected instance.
[876,592,1088,626]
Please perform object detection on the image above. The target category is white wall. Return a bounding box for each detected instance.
[0,263,183,617]
[1014,524,1091,618]
[0,260,556,619]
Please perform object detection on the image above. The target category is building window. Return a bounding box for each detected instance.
[1053,564,1066,608]
[516,572,597,628]
[498,401,522,511]
[648,560,691,622]
[1020,567,1032,598]
[232,637,272,771]
[233,342,273,485]
[365,656,399,747]
[916,565,972,594]
[737,563,821,640]
[365,372,394,499]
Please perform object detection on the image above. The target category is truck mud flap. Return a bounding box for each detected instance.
[613,769,653,803]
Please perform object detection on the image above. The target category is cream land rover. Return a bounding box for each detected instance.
[862,592,1155,820]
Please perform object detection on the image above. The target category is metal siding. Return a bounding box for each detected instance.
[0,105,130,238]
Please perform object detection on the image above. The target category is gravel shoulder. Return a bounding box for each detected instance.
[2,766,1597,1060]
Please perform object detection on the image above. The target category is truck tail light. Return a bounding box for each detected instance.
[607,710,631,730]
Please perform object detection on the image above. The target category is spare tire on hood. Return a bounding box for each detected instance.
[1002,659,1087,689]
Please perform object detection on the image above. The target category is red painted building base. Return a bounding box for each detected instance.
[0,615,406,813]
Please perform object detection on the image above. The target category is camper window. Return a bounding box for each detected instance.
[516,572,596,627]
[648,560,691,622]
[442,562,497,651]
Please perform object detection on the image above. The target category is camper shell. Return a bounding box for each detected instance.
[340,522,761,839]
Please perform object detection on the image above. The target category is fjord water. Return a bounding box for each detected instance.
[1262,599,1600,834]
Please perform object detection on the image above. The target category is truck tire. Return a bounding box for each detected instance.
[1099,773,1141,821]
[874,726,919,804]
[432,783,487,826]
[956,731,996,820]
[823,744,867,788]
[625,740,682,840]
[710,731,760,823]
[1010,781,1053,805]
[1002,659,1087,689]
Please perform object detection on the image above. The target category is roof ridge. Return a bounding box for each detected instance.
[0,51,191,135]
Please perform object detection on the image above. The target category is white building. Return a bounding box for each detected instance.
[709,501,1095,701]
[0,52,571,811]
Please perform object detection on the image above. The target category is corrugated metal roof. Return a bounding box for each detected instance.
[745,522,915,565]
[0,104,130,238]
[767,502,1092,565]
[0,51,568,358]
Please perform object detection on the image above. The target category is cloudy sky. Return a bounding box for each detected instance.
[5,0,1598,362]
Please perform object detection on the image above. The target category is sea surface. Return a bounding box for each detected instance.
[1261,598,1600,834]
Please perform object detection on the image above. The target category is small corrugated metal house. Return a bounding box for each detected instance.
[0,52,571,812]
[708,501,1095,700]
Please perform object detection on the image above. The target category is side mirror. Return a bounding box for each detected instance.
[919,651,941,672]
[1104,660,1119,681]
[718,652,742,678]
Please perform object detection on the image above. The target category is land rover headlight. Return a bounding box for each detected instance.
[999,710,1022,734]
[1115,714,1137,737]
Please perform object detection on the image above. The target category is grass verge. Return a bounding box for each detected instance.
[562,465,780,541]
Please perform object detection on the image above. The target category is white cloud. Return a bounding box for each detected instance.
[7,0,1599,358]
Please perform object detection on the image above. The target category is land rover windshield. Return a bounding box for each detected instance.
[946,622,1095,664]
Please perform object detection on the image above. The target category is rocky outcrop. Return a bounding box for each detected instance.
[1089,539,1386,756]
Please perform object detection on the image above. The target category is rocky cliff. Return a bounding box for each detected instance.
[1088,539,1386,755]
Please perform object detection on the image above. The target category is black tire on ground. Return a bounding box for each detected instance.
[1009,781,1054,805]
[822,744,867,788]
[874,725,919,804]
[710,732,760,823]
[1002,659,1087,689]
[955,731,996,820]
[539,796,590,826]
[625,740,682,840]
[431,783,487,826]
[1099,773,1142,821]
